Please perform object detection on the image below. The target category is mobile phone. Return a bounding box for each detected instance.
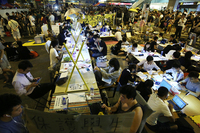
[36,78,42,84]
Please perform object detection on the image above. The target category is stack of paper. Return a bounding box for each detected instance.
[136,72,147,80]
[68,92,86,103]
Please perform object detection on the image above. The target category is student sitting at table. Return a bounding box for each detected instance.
[94,58,121,87]
[84,26,91,37]
[102,85,143,133]
[146,87,178,132]
[150,36,158,52]
[114,29,122,41]
[179,51,193,71]
[111,41,126,56]
[126,43,139,64]
[179,38,187,48]
[100,24,108,32]
[137,55,161,72]
[121,37,129,45]
[165,51,181,70]
[179,71,200,97]
[168,34,177,44]
[164,60,184,82]
[90,34,107,58]
[158,33,163,41]
[142,42,151,52]
[87,31,94,44]
[119,63,137,86]
[136,79,154,102]
[49,40,63,71]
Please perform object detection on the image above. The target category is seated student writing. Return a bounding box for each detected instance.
[136,79,154,102]
[150,36,158,52]
[164,60,184,82]
[119,63,138,86]
[158,33,163,41]
[94,58,121,87]
[111,41,126,56]
[179,71,200,97]
[126,43,139,64]
[121,37,129,45]
[90,34,107,58]
[146,87,178,132]
[164,52,181,70]
[102,85,143,133]
[169,34,177,44]
[142,42,151,52]
[137,55,161,72]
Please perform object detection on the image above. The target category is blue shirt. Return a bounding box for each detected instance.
[0,113,27,133]
[184,77,200,93]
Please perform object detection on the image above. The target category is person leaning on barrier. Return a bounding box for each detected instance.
[102,85,143,133]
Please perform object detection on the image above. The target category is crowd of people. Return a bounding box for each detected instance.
[0,3,200,133]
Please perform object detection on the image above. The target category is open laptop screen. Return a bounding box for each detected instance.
[160,79,172,91]
[172,95,187,109]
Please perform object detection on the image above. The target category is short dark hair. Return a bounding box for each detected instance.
[173,52,180,58]
[170,34,175,38]
[153,36,158,40]
[0,94,22,117]
[18,60,33,71]
[146,55,153,62]
[132,43,137,48]
[119,85,136,99]
[51,40,59,47]
[188,71,199,79]
[172,60,181,68]
[128,63,136,71]
[88,31,93,36]
[145,79,154,88]
[157,87,168,97]
[93,34,100,39]
[159,33,163,36]
[122,37,126,42]
[185,51,193,59]
[109,58,120,71]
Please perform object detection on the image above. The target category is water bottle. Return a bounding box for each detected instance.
[160,51,163,57]
[90,86,94,97]
[62,97,66,105]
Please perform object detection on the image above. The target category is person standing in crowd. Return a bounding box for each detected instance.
[0,93,28,133]
[29,13,35,35]
[175,14,186,39]
[102,85,143,133]
[146,87,178,132]
[8,17,21,41]
[49,12,55,25]
[12,61,55,99]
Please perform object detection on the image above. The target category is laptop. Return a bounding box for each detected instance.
[158,79,172,91]
[168,95,187,111]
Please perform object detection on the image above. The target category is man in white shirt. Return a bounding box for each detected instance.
[49,12,55,25]
[12,61,55,99]
[8,17,21,41]
[115,30,122,41]
[175,14,187,39]
[49,40,62,71]
[164,60,184,82]
[29,13,35,35]
[146,87,178,132]
[137,55,161,72]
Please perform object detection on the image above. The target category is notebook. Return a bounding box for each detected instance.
[168,95,187,111]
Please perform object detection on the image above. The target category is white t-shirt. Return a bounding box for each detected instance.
[128,47,138,53]
[49,14,55,22]
[50,48,59,68]
[115,31,122,41]
[29,15,35,26]
[146,93,172,125]
[137,60,160,71]
[45,40,51,53]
